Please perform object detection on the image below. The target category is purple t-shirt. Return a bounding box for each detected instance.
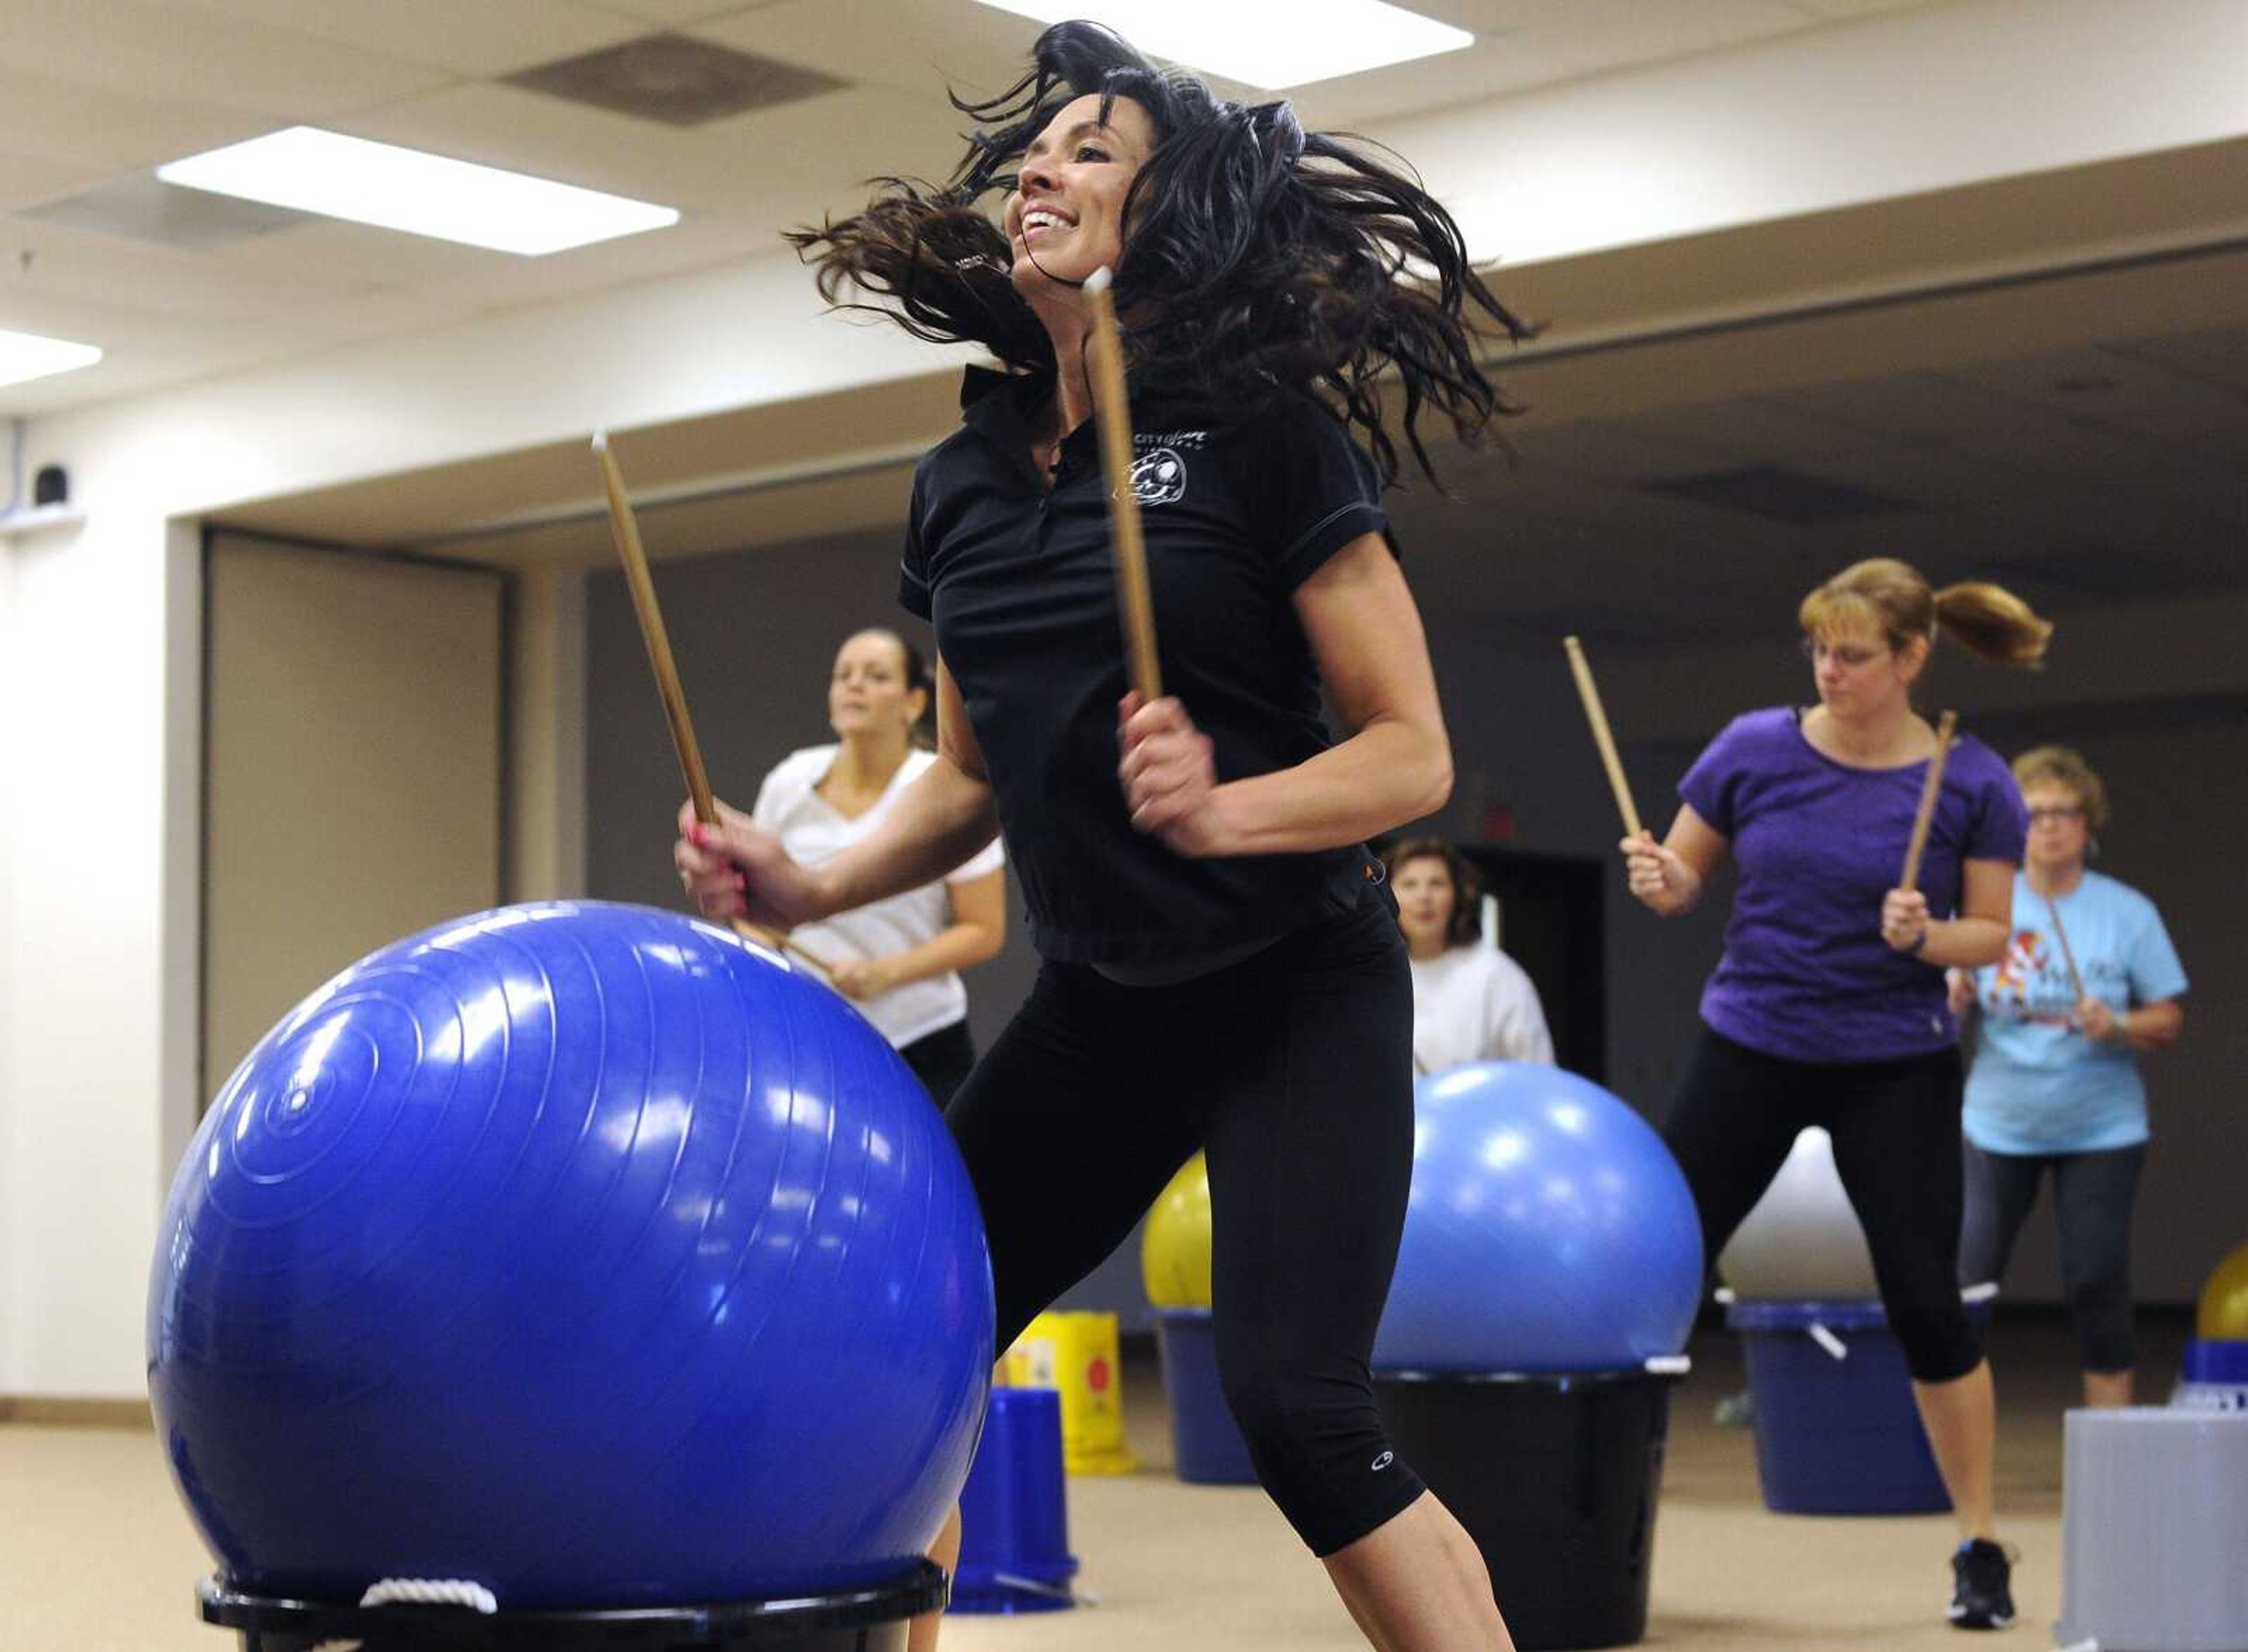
[1680,707,2028,1064]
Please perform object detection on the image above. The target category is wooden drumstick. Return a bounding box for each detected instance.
[1563,635,1643,839]
[2041,890,2087,1000]
[1082,267,1162,704]
[592,431,835,975]
[1899,710,1959,893]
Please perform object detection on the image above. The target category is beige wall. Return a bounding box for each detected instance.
[202,534,505,1098]
[506,566,588,906]
[0,541,15,1387]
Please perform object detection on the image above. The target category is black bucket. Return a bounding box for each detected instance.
[194,1561,947,1651]
[1375,1367,1681,1651]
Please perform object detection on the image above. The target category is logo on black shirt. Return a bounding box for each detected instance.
[1130,446,1188,506]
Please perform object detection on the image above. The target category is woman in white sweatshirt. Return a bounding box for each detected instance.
[1384,838,1552,1076]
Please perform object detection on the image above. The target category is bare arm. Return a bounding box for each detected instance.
[1883,858,2011,968]
[1116,534,1451,856]
[678,659,1002,928]
[828,866,1008,1001]
[2081,995,2184,1051]
[1622,805,1730,917]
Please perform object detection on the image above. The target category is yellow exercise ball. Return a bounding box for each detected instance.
[2199,1242,2248,1342]
[1141,1153,1214,1310]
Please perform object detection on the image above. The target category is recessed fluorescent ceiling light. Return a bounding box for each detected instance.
[157,127,678,256]
[0,327,102,390]
[972,0,1471,89]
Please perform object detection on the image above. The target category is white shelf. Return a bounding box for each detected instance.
[0,503,86,541]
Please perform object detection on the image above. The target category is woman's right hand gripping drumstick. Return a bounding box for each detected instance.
[1622,830,1704,917]
[674,798,830,931]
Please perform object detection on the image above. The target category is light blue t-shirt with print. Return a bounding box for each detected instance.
[1963,870,2188,1153]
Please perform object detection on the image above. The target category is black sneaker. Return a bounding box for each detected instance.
[1950,1538,2016,1630]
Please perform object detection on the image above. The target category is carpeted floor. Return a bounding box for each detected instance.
[1,1310,2192,1652]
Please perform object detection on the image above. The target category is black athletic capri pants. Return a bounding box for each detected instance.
[898,1019,977,1109]
[943,885,1425,1557]
[1664,1027,1983,1384]
[1960,1140,2145,1373]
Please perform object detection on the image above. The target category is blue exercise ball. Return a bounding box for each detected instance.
[148,902,993,1610]
[1374,1063,1702,1373]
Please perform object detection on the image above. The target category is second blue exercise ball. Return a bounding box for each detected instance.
[148,901,993,1610]
[1374,1062,1702,1373]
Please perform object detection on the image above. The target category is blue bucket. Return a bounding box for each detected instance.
[1156,1309,1259,1485]
[950,1388,1078,1613]
[1727,1298,1961,1515]
[2175,1338,2248,1412]
[2182,1338,2248,1383]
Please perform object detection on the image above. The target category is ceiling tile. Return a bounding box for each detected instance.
[1786,0,1950,16]
[1956,344,2248,466]
[1776,371,2248,533]
[593,1,791,25]
[1300,0,1822,127]
[505,32,848,127]
[694,0,1039,105]
[2106,328,2248,395]
[1488,0,1815,88]
[334,81,767,210]
[0,150,114,213]
[335,78,965,221]
[198,211,777,311]
[2,218,377,327]
[0,65,268,170]
[1,0,453,119]
[179,0,645,77]
[22,175,319,252]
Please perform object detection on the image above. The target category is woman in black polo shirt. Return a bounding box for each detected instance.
[677,23,1527,1650]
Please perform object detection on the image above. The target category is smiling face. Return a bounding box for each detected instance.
[1392,855,1459,952]
[827,630,924,743]
[1005,92,1157,300]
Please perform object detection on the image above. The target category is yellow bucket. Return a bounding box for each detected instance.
[1000,1310,1140,1476]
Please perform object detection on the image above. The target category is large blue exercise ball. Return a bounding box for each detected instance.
[148,901,993,1610]
[1374,1063,1702,1373]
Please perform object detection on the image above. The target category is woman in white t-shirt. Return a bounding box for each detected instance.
[753,629,1007,1103]
[1384,837,1553,1076]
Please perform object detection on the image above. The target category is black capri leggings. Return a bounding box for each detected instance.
[1960,1141,2145,1373]
[897,1019,977,1109]
[943,885,1425,1556]
[1664,1028,1982,1384]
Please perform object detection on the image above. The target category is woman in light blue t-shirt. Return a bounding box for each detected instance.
[1953,746,2187,1408]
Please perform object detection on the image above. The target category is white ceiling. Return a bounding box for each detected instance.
[0,0,1943,416]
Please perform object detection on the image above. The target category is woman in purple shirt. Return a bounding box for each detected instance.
[1622,557,2048,1632]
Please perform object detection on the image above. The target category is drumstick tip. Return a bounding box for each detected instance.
[591,428,608,453]
[1084,265,1113,296]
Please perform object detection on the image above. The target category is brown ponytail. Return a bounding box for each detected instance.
[1800,557,2051,669]
[1932,581,2052,667]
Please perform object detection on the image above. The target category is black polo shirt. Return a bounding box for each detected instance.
[899,365,1392,964]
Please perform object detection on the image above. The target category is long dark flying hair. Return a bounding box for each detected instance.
[784,21,1532,486]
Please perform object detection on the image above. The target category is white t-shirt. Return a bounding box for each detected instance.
[752,745,1006,1050]
[1409,945,1554,1076]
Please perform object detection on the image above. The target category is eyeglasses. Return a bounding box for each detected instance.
[1800,638,1890,669]
[2026,806,2086,825]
